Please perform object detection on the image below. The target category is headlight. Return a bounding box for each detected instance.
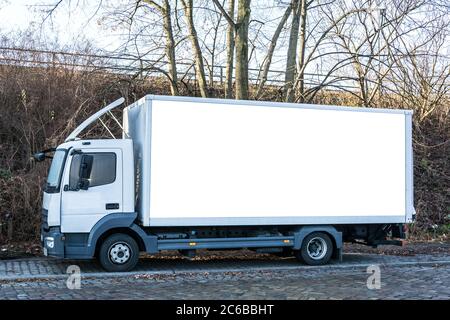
[45,237,55,249]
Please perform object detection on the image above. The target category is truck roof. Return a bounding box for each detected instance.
[128,94,413,115]
[57,138,132,151]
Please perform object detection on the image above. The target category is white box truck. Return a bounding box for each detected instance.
[35,95,414,271]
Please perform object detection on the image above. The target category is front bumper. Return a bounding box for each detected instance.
[41,227,65,258]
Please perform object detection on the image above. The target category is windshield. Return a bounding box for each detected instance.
[46,149,67,192]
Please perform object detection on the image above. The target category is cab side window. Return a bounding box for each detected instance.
[69,153,116,189]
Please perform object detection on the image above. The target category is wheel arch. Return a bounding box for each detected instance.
[85,212,152,257]
[94,227,146,257]
[292,225,342,253]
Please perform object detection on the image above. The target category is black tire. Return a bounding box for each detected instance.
[295,232,333,265]
[98,233,140,272]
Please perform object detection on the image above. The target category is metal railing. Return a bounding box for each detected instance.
[0,46,360,90]
[1,47,448,94]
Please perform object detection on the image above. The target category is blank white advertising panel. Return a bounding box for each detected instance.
[149,100,406,226]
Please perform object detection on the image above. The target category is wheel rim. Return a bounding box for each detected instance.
[109,242,132,264]
[306,237,327,260]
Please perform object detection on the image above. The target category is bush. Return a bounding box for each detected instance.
[0,63,448,242]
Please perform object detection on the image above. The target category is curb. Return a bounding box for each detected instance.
[1,258,450,282]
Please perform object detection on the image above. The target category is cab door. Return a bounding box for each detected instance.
[60,148,123,233]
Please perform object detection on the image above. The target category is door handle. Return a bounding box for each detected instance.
[64,184,80,192]
[106,203,120,210]
[63,184,77,192]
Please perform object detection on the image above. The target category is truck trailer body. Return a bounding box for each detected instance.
[38,95,414,271]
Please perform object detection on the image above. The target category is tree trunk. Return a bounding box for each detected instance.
[296,0,307,102]
[181,0,209,97]
[144,0,179,95]
[162,0,179,95]
[234,0,251,100]
[284,0,301,102]
[255,3,292,99]
[224,0,235,98]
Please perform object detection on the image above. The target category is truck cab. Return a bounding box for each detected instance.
[41,139,135,258]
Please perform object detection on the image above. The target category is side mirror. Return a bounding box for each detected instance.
[33,152,46,162]
[32,148,56,162]
[78,154,93,190]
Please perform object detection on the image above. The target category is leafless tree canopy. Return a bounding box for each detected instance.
[74,0,448,106]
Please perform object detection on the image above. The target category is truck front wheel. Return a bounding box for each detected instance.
[295,232,333,265]
[98,233,140,272]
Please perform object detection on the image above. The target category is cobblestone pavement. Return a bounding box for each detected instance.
[1,251,449,300]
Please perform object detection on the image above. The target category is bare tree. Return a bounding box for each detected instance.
[295,0,307,102]
[143,0,179,95]
[181,0,209,97]
[212,0,251,100]
[33,0,450,108]
[234,0,251,99]
[284,0,301,102]
[203,4,224,88]
[288,5,371,103]
[224,0,235,98]
[255,2,292,99]
[389,25,450,121]
[312,0,432,107]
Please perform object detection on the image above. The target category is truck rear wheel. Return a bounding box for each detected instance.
[98,233,139,272]
[296,232,333,265]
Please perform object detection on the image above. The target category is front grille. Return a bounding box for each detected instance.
[42,209,49,231]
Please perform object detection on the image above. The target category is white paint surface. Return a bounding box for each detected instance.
[60,146,123,233]
[148,100,406,223]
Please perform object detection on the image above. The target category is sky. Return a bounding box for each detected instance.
[0,0,119,49]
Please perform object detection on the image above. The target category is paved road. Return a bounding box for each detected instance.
[1,251,449,299]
